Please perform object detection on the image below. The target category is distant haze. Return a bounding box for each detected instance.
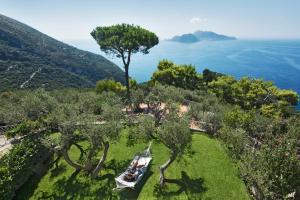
[1,0,300,43]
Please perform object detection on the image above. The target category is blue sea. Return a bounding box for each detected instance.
[69,39,300,107]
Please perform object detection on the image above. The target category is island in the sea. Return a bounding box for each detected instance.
[169,31,236,43]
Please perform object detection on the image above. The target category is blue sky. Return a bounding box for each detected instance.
[1,0,300,41]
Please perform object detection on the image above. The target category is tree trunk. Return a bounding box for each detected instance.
[124,64,130,101]
[159,152,177,187]
[84,145,96,172]
[92,142,109,178]
[62,146,83,171]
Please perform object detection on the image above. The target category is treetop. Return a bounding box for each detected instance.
[91,23,159,57]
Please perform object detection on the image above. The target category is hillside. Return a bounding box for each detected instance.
[0,14,124,91]
[169,31,236,43]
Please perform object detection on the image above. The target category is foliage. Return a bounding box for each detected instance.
[0,135,49,199]
[223,108,255,131]
[208,75,237,103]
[91,23,159,99]
[220,105,300,198]
[158,105,191,156]
[0,89,57,127]
[130,88,146,112]
[127,115,156,145]
[157,104,192,186]
[219,126,249,159]
[223,108,271,139]
[209,76,299,117]
[239,123,300,199]
[50,91,124,177]
[91,23,159,57]
[202,68,223,85]
[5,120,39,138]
[187,94,227,134]
[95,79,125,94]
[21,89,57,120]
[129,78,138,89]
[144,84,184,126]
[151,60,201,90]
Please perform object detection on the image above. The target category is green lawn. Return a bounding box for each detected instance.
[16,131,250,200]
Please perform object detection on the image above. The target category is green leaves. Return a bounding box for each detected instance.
[91,24,159,56]
[208,76,299,117]
[0,136,49,199]
[219,125,248,159]
[127,115,156,146]
[151,60,201,90]
[95,79,125,94]
[91,23,159,99]
[158,104,191,155]
[239,127,300,199]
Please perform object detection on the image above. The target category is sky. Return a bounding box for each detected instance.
[1,0,300,42]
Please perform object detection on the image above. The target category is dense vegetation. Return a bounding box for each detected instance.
[0,55,299,200]
[0,135,50,199]
[0,14,124,91]
[151,60,299,118]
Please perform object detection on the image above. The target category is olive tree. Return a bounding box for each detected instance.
[51,92,123,179]
[157,104,191,187]
[145,84,184,126]
[91,24,159,100]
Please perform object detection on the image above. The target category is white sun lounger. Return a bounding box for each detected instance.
[114,143,152,190]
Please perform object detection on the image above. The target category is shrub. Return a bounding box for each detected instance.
[5,120,39,139]
[95,79,125,94]
[0,136,49,199]
[218,126,249,159]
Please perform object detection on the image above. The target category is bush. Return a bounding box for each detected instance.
[218,126,249,159]
[239,130,300,199]
[0,136,49,199]
[95,79,125,94]
[5,120,39,138]
[151,60,202,90]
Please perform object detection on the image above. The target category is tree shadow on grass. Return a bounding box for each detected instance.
[104,158,132,176]
[18,158,154,200]
[33,159,142,199]
[49,164,66,179]
[13,158,52,200]
[13,174,44,200]
[32,169,90,200]
[153,171,206,200]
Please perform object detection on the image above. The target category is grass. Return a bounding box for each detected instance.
[15,131,250,200]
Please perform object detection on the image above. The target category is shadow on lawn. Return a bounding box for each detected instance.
[31,158,153,199]
[153,171,206,200]
[49,164,66,179]
[14,159,153,200]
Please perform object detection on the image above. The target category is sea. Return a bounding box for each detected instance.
[68,39,300,108]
